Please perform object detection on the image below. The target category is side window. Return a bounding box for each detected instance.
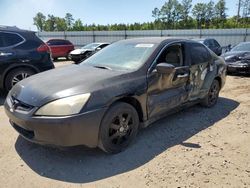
[0,32,23,47]
[0,33,4,47]
[207,40,214,47]
[99,44,109,49]
[156,44,183,67]
[189,43,211,65]
[47,40,56,45]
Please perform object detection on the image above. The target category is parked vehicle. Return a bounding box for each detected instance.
[5,38,227,153]
[46,39,74,60]
[69,43,110,63]
[194,38,222,56]
[222,42,250,74]
[0,26,54,91]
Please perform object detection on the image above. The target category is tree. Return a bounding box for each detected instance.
[242,0,250,18]
[192,3,207,29]
[65,13,74,30]
[33,12,46,31]
[177,0,193,28]
[205,1,215,28]
[55,17,67,31]
[152,8,161,21]
[160,0,182,29]
[44,14,57,31]
[215,0,227,27]
[72,19,84,31]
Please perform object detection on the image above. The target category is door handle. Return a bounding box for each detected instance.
[177,73,189,78]
[0,52,13,56]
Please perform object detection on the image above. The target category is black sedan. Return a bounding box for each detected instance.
[4,38,227,153]
[222,42,250,74]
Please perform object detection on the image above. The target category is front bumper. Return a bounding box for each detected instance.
[4,101,107,148]
[226,62,250,74]
[69,54,90,63]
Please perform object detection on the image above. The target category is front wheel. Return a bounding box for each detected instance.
[201,79,220,108]
[98,102,139,154]
[5,68,35,91]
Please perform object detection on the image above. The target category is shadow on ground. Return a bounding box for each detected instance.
[15,97,239,184]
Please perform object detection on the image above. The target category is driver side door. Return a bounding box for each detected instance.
[147,42,190,119]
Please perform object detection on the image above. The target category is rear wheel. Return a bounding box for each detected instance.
[5,68,35,91]
[98,102,139,154]
[201,79,220,107]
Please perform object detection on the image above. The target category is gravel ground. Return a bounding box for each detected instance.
[0,61,249,188]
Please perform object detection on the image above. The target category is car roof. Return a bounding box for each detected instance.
[118,37,188,45]
[47,39,70,41]
[0,25,35,33]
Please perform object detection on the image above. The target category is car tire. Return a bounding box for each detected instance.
[201,79,220,108]
[98,102,139,154]
[5,68,35,91]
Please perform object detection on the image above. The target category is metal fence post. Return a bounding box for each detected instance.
[63,31,66,40]
[93,30,95,43]
[125,28,127,39]
[244,28,248,42]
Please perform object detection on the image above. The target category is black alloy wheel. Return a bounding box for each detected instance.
[99,102,139,153]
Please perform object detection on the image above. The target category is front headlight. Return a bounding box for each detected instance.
[35,93,90,116]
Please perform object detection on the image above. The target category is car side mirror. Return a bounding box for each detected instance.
[96,47,101,51]
[156,63,175,74]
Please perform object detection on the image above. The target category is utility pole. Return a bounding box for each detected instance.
[237,0,242,24]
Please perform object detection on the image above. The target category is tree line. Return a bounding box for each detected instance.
[33,0,250,31]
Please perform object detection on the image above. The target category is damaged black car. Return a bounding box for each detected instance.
[4,38,227,153]
[222,42,250,74]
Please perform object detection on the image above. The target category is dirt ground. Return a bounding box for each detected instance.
[0,61,249,188]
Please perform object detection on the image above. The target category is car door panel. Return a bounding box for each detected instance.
[147,43,190,119]
[187,42,213,100]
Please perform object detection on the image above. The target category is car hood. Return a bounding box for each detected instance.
[10,65,132,107]
[222,51,250,62]
[70,49,93,55]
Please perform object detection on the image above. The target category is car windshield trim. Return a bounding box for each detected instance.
[81,43,101,50]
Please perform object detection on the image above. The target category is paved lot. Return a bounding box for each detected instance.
[0,62,250,187]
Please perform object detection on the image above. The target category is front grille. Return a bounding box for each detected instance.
[12,122,34,139]
[10,96,34,112]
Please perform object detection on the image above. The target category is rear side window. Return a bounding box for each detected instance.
[213,39,220,47]
[189,43,211,65]
[0,32,24,48]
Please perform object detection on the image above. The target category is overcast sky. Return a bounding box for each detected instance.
[0,0,236,31]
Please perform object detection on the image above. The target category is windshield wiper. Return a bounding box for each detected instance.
[93,65,112,70]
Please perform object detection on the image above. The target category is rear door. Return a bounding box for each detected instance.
[186,42,212,100]
[147,42,190,119]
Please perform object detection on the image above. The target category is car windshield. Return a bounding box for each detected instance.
[81,42,157,71]
[231,43,250,52]
[81,43,100,50]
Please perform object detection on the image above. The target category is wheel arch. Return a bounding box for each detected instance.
[110,96,145,123]
[2,64,39,89]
